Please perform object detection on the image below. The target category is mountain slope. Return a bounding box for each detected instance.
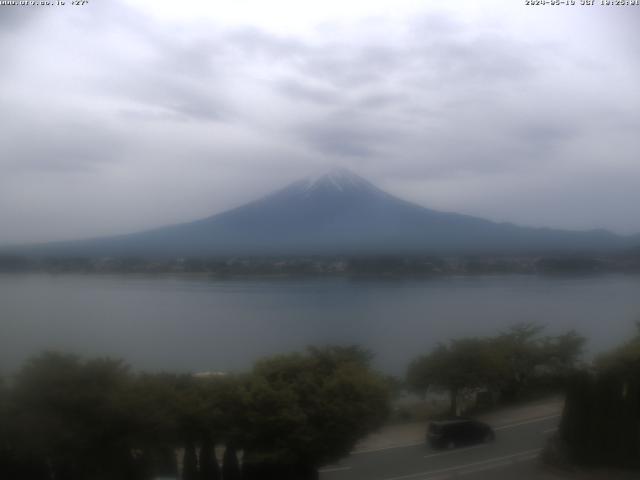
[10,168,638,257]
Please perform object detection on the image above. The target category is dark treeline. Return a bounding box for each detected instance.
[0,346,390,480]
[2,253,640,276]
[406,324,586,415]
[556,325,640,469]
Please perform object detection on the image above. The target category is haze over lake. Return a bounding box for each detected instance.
[2,273,639,375]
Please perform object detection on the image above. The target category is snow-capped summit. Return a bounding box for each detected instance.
[301,167,377,195]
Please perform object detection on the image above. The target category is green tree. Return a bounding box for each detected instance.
[11,352,138,480]
[182,440,198,480]
[221,444,241,480]
[596,322,640,373]
[494,324,585,400]
[407,338,498,415]
[1,370,50,479]
[197,374,246,449]
[0,375,14,478]
[540,330,586,379]
[407,325,586,412]
[492,323,547,400]
[0,346,393,480]
[199,435,220,480]
[239,346,390,479]
[559,327,640,469]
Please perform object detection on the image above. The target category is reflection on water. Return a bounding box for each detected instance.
[0,273,639,375]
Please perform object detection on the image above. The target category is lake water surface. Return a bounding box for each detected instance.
[1,273,639,375]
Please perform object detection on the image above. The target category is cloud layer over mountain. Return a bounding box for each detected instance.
[0,1,638,244]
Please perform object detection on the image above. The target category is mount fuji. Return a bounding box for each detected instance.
[10,168,638,257]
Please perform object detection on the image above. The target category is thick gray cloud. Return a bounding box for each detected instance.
[277,79,343,106]
[0,0,639,244]
[297,112,405,158]
[2,127,124,174]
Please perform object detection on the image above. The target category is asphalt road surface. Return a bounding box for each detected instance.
[319,414,560,480]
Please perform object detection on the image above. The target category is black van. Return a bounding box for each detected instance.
[427,418,495,449]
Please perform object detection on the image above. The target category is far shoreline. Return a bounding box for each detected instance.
[2,252,640,277]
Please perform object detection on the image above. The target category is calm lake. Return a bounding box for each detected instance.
[1,273,639,375]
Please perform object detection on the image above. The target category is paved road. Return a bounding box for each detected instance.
[319,415,560,480]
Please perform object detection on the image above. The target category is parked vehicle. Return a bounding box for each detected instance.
[427,417,495,449]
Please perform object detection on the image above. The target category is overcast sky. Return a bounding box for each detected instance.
[0,0,639,244]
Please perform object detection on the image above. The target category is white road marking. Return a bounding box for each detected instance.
[494,414,560,431]
[458,459,512,475]
[319,466,353,473]
[423,444,487,459]
[381,448,542,480]
[458,452,539,476]
[351,442,424,455]
[542,427,558,434]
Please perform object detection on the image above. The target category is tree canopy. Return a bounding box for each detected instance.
[407,324,586,414]
[241,346,389,468]
[0,346,390,480]
[558,323,640,469]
